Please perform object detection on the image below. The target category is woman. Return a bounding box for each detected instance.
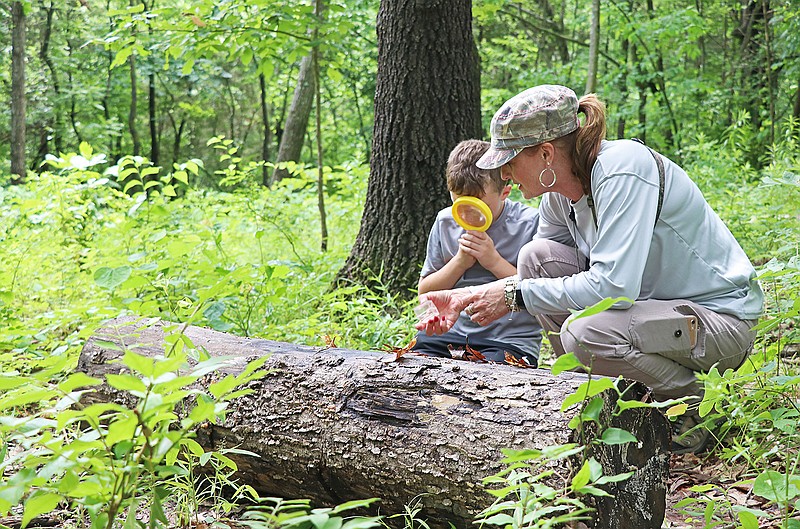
[415,84,764,453]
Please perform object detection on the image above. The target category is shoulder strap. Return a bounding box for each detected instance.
[585,139,665,230]
[631,138,665,229]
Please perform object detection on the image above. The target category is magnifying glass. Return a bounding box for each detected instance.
[452,196,493,232]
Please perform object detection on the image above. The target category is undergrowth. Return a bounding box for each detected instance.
[0,120,798,527]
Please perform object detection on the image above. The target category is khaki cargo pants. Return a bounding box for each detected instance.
[518,240,758,400]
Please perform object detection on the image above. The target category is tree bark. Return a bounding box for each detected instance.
[78,317,669,529]
[128,53,141,156]
[585,0,600,95]
[271,53,316,183]
[11,1,27,184]
[149,72,159,165]
[259,72,272,186]
[38,1,63,158]
[312,0,328,253]
[335,0,482,297]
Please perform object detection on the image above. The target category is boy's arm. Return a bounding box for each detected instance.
[418,250,475,294]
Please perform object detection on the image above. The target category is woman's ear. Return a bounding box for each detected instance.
[538,142,554,162]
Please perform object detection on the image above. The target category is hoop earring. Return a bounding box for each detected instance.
[539,166,557,188]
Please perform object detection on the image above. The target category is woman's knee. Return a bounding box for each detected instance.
[559,314,629,366]
[518,239,579,280]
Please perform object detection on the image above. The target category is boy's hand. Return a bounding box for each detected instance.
[459,231,501,269]
[453,246,477,269]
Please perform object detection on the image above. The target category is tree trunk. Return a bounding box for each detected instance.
[335,0,482,297]
[585,0,600,95]
[259,72,272,186]
[149,72,159,165]
[78,317,670,529]
[732,0,772,166]
[271,53,316,183]
[11,1,27,184]
[313,0,328,253]
[128,53,141,156]
[38,1,63,158]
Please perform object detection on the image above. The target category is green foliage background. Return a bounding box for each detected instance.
[1,0,800,527]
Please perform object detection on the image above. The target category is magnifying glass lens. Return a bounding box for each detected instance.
[456,204,487,226]
[451,196,493,232]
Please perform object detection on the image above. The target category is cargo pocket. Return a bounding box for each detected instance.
[629,308,694,361]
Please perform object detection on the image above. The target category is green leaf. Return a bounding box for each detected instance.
[149,487,169,529]
[106,373,148,393]
[499,448,543,463]
[141,166,160,178]
[123,499,140,529]
[666,403,688,418]
[571,459,592,491]
[22,492,62,528]
[596,471,635,485]
[341,517,382,529]
[182,59,195,75]
[79,142,93,158]
[753,470,800,505]
[121,350,157,378]
[567,297,633,323]
[327,67,343,83]
[329,498,380,514]
[57,372,102,393]
[110,46,134,69]
[580,396,604,424]
[561,377,617,411]
[599,428,637,446]
[94,266,132,290]
[616,399,655,412]
[172,170,189,184]
[576,485,612,497]
[551,352,585,375]
[737,509,759,529]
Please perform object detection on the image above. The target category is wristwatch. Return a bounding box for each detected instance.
[504,277,521,312]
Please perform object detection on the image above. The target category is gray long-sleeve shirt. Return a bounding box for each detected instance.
[520,139,764,320]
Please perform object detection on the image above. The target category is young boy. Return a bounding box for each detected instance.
[415,139,542,364]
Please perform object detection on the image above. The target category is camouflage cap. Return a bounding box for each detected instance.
[476,85,580,169]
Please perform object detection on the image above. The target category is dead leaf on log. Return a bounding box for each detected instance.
[380,337,418,362]
[465,342,487,362]
[316,333,339,352]
[504,351,535,368]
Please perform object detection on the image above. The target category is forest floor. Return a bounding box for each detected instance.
[1,452,795,528]
[665,452,794,528]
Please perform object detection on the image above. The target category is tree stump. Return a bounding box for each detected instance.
[78,317,670,529]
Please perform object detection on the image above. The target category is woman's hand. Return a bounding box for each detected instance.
[415,279,511,335]
[415,288,472,335]
[462,280,509,325]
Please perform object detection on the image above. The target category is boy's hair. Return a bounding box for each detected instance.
[446,139,506,196]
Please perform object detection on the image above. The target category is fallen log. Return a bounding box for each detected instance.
[78,316,670,529]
